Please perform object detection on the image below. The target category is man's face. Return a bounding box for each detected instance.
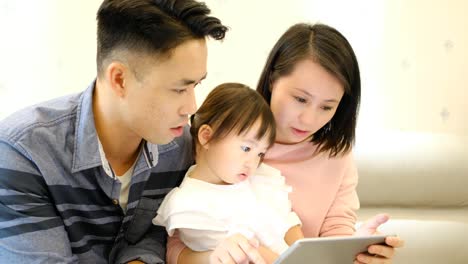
[122,38,207,144]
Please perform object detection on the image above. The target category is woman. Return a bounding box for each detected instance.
[169,23,404,264]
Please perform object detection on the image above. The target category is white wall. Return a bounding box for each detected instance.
[1,0,467,139]
[0,0,99,114]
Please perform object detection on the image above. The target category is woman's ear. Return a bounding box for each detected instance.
[198,124,213,149]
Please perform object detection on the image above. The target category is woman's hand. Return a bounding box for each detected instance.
[209,233,266,264]
[354,214,405,264]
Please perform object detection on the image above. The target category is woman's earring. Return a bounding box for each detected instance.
[324,122,332,134]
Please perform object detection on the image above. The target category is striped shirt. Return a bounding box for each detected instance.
[0,81,193,263]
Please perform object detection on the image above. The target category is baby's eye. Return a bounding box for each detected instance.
[258,152,265,158]
[241,146,251,152]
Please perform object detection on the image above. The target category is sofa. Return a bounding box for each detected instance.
[354,130,468,264]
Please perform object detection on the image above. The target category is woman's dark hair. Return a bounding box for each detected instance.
[256,23,361,157]
[190,83,276,158]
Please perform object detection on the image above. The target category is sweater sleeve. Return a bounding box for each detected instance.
[319,153,360,237]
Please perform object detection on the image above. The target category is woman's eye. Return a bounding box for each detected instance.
[241,146,251,152]
[321,106,333,111]
[294,96,307,104]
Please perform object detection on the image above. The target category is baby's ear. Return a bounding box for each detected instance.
[198,124,213,149]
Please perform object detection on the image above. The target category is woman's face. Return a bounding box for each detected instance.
[270,59,344,144]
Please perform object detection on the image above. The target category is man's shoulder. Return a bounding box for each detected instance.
[0,92,83,145]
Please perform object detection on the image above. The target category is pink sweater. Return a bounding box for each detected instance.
[263,141,359,237]
[166,141,360,263]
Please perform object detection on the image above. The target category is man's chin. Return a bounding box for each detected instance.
[145,135,174,145]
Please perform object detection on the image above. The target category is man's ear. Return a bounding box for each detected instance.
[198,124,213,149]
[105,62,128,98]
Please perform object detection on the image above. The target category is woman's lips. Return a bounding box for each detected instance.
[292,127,309,137]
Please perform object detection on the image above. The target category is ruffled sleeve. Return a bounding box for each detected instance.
[250,164,302,234]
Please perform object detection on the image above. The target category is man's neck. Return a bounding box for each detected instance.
[93,80,142,176]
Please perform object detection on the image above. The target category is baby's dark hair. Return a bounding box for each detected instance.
[190,83,276,157]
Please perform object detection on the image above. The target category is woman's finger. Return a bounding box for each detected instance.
[385,236,405,248]
[368,244,395,259]
[356,253,390,264]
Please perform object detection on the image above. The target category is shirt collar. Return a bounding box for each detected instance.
[97,136,160,178]
[71,80,101,173]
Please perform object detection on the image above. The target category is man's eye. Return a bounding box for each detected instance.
[241,146,251,152]
[174,89,187,94]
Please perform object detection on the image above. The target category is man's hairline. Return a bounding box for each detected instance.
[97,37,207,79]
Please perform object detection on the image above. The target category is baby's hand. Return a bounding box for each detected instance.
[210,233,266,264]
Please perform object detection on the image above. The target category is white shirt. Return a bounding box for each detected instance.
[97,138,136,212]
[153,164,302,254]
[116,162,135,212]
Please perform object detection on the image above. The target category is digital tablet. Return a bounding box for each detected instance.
[274,234,392,264]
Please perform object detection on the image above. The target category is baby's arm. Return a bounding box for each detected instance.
[174,232,265,264]
[255,225,304,264]
[257,246,279,264]
[284,224,304,246]
[177,243,212,264]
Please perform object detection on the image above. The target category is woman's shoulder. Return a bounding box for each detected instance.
[266,141,354,163]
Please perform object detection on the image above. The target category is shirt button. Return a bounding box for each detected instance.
[112,199,119,205]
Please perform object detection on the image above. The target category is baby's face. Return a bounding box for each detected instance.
[204,120,270,185]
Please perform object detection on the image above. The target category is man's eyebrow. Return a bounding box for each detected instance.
[178,73,207,85]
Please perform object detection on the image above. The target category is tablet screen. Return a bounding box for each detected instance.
[274,234,390,264]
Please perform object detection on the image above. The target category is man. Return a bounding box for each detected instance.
[0,0,226,263]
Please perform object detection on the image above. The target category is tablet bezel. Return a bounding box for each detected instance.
[274,234,391,264]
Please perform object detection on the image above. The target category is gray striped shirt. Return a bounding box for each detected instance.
[0,81,193,263]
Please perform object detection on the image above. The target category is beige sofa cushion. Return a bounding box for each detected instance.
[355,131,468,263]
[358,208,468,264]
[355,131,468,207]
